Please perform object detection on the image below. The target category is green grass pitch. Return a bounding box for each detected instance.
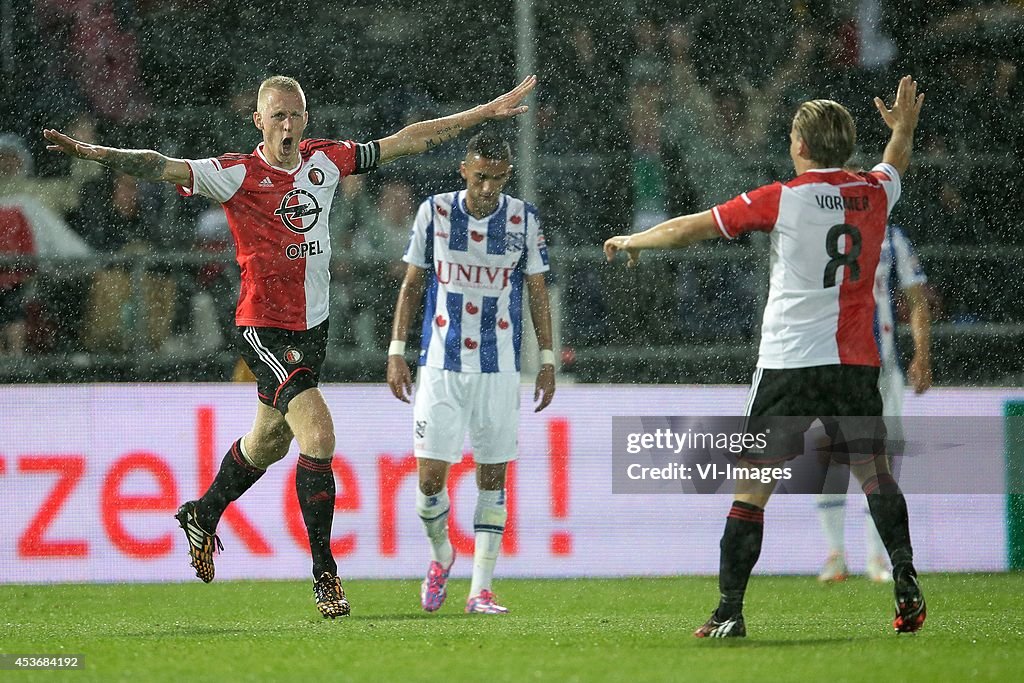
[2,574,1022,682]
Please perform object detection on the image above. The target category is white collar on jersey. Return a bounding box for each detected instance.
[458,191,507,221]
[803,167,843,173]
[256,143,302,174]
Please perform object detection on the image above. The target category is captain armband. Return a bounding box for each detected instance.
[353,140,381,174]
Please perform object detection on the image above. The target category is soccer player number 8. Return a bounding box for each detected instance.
[823,223,862,288]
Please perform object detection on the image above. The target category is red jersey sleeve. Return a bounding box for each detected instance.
[711,182,783,239]
[866,162,901,215]
[175,154,249,202]
[300,138,376,177]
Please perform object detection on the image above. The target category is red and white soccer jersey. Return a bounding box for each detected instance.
[403,191,550,373]
[178,138,376,330]
[712,163,902,369]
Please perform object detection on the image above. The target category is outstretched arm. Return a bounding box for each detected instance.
[375,75,537,165]
[874,75,925,176]
[386,264,427,403]
[43,129,191,186]
[603,211,721,267]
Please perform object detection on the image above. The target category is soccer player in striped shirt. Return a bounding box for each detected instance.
[605,76,926,636]
[386,129,555,615]
[44,73,537,618]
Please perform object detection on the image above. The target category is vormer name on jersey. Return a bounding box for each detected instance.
[712,163,901,369]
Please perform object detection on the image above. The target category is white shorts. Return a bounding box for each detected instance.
[413,365,520,464]
[879,365,904,418]
[879,365,905,448]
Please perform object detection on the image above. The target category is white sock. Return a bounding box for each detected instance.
[469,489,506,597]
[415,488,453,567]
[864,504,888,561]
[816,494,846,556]
[239,436,259,468]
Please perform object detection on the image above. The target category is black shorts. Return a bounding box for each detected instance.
[236,321,329,414]
[743,365,886,466]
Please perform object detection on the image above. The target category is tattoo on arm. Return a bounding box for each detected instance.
[424,124,462,150]
[101,149,168,181]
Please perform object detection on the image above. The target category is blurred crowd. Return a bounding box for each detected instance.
[0,0,1021,365]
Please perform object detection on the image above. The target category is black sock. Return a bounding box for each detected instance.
[296,454,337,578]
[716,501,764,620]
[863,473,914,568]
[195,438,265,532]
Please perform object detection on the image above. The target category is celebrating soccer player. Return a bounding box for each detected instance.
[604,76,926,636]
[386,128,555,615]
[43,73,537,618]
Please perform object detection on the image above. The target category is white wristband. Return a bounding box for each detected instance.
[388,340,406,356]
[540,349,556,367]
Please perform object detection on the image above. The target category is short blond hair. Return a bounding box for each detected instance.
[257,76,306,110]
[792,99,856,168]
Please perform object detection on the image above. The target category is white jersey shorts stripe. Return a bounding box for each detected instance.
[743,367,764,418]
[242,326,287,383]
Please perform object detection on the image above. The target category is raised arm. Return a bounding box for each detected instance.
[874,75,925,176]
[664,26,719,135]
[375,75,536,165]
[603,211,721,267]
[43,129,191,186]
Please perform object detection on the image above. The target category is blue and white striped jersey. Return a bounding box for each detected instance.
[874,224,927,371]
[403,191,549,373]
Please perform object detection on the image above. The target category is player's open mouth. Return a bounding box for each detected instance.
[282,137,294,152]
